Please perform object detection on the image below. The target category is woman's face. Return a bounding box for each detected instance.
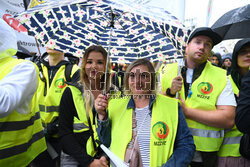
[237,44,250,69]
[84,51,105,81]
[128,65,151,95]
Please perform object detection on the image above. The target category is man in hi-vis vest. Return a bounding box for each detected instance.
[32,47,80,167]
[0,18,46,167]
[161,27,236,167]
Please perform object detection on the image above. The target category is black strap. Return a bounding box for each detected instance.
[36,58,47,96]
[87,116,97,151]
[65,64,73,82]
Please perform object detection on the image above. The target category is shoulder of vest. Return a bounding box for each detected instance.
[156,94,179,103]
[72,64,80,72]
[12,58,39,73]
[162,63,178,72]
[207,62,227,74]
[68,83,83,93]
[109,96,130,105]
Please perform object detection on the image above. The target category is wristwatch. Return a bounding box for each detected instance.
[166,88,176,97]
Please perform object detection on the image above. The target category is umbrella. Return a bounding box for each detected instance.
[211,4,250,40]
[16,0,189,64]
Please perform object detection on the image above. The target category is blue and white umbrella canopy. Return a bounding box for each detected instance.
[17,0,189,64]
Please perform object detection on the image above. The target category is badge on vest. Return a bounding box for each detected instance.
[55,78,67,93]
[152,121,169,146]
[197,82,213,99]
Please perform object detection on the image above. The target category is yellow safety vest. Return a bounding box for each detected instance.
[37,64,79,129]
[108,94,178,167]
[69,86,99,157]
[161,61,227,151]
[218,76,242,157]
[161,63,185,100]
[229,75,239,95]
[0,56,46,167]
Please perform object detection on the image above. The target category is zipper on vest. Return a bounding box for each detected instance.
[49,69,53,81]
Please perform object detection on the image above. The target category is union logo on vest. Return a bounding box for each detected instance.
[152,121,169,146]
[55,78,67,92]
[197,82,213,99]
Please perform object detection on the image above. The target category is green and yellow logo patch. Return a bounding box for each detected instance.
[152,121,169,140]
[197,82,213,95]
[55,78,67,89]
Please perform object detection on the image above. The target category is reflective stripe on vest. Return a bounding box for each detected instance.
[189,128,224,138]
[39,105,59,113]
[162,61,227,151]
[222,136,241,145]
[37,64,79,125]
[0,56,46,167]
[0,130,44,159]
[69,86,98,156]
[218,78,241,157]
[217,127,243,157]
[73,123,89,131]
[0,112,40,131]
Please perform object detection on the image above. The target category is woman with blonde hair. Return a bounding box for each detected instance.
[58,45,116,167]
[96,58,195,167]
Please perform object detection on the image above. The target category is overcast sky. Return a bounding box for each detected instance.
[185,0,250,26]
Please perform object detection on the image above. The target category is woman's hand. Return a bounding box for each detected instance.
[88,156,108,167]
[95,94,109,120]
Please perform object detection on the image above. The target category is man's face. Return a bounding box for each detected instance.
[223,59,232,68]
[186,35,213,64]
[46,48,64,57]
[211,56,219,65]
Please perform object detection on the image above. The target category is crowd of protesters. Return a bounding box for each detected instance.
[1,13,250,167]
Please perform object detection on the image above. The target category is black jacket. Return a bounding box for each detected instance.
[235,70,250,134]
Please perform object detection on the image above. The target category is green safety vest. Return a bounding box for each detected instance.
[161,61,227,151]
[69,86,99,157]
[0,56,46,167]
[218,76,242,157]
[108,94,178,167]
[37,64,79,129]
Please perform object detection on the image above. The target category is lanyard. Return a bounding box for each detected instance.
[187,71,193,98]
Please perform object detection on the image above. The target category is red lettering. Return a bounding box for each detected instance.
[3,14,27,32]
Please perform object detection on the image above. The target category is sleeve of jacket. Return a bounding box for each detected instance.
[0,61,37,117]
[163,104,195,167]
[96,114,111,148]
[58,87,94,166]
[235,70,250,134]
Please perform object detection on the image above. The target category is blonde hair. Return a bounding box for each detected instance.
[123,58,158,95]
[80,45,112,114]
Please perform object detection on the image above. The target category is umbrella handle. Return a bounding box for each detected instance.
[176,63,183,99]
[103,24,113,94]
[35,37,42,57]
